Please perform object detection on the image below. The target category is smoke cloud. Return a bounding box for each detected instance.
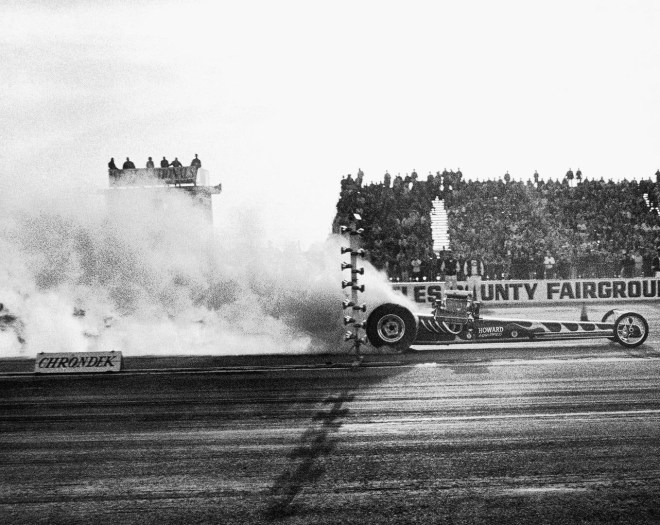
[0,174,409,357]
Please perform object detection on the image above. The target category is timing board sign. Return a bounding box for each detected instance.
[35,351,123,374]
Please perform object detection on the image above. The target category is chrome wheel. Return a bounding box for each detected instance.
[376,314,406,343]
[366,304,418,352]
[616,315,647,346]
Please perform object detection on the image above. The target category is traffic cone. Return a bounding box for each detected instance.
[580,303,589,321]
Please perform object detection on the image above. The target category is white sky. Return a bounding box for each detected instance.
[2,0,659,247]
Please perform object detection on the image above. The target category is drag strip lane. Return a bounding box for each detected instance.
[1,352,660,524]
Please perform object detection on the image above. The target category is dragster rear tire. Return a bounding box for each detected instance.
[612,312,649,348]
[366,303,417,353]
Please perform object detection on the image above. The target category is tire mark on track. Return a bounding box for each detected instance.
[265,391,354,520]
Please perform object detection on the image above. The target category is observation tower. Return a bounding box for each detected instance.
[105,162,222,224]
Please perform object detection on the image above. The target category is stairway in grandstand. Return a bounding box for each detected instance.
[431,196,451,252]
[643,193,658,213]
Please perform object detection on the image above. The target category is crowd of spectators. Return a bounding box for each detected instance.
[333,169,660,281]
[108,154,202,172]
[108,154,202,184]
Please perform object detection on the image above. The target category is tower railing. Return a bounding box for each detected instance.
[109,166,199,187]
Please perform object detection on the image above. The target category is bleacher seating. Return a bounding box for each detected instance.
[334,171,660,281]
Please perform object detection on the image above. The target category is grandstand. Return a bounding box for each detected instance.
[334,171,660,281]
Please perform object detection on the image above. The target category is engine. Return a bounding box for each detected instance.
[432,290,480,334]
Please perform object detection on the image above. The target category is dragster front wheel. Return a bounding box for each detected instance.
[366,303,417,353]
[612,312,648,348]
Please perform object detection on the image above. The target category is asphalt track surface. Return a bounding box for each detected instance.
[1,304,660,524]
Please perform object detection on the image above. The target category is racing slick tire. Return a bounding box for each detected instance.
[366,303,417,353]
[612,312,649,348]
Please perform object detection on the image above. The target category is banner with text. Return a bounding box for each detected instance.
[392,278,660,305]
[35,351,123,374]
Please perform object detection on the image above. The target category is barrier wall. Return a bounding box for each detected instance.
[392,278,660,305]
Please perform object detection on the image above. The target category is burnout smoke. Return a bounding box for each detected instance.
[0,177,408,357]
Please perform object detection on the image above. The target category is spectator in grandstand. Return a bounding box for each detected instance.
[579,248,599,278]
[543,250,556,279]
[356,169,364,187]
[191,154,202,168]
[488,255,505,280]
[632,250,644,277]
[108,157,117,171]
[334,164,660,283]
[396,251,409,281]
[425,251,438,281]
[619,250,635,278]
[463,253,485,301]
[455,251,466,281]
[411,255,423,281]
[160,156,169,168]
[441,250,459,290]
[566,168,574,185]
[122,157,135,169]
[170,157,182,168]
[146,157,155,168]
[527,252,539,279]
[510,250,527,280]
[652,248,660,277]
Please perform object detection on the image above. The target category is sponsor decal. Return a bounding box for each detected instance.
[478,326,504,337]
[35,351,122,374]
[393,278,660,304]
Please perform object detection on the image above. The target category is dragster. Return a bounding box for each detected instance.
[365,290,649,352]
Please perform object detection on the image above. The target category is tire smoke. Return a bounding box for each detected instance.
[0,179,408,357]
